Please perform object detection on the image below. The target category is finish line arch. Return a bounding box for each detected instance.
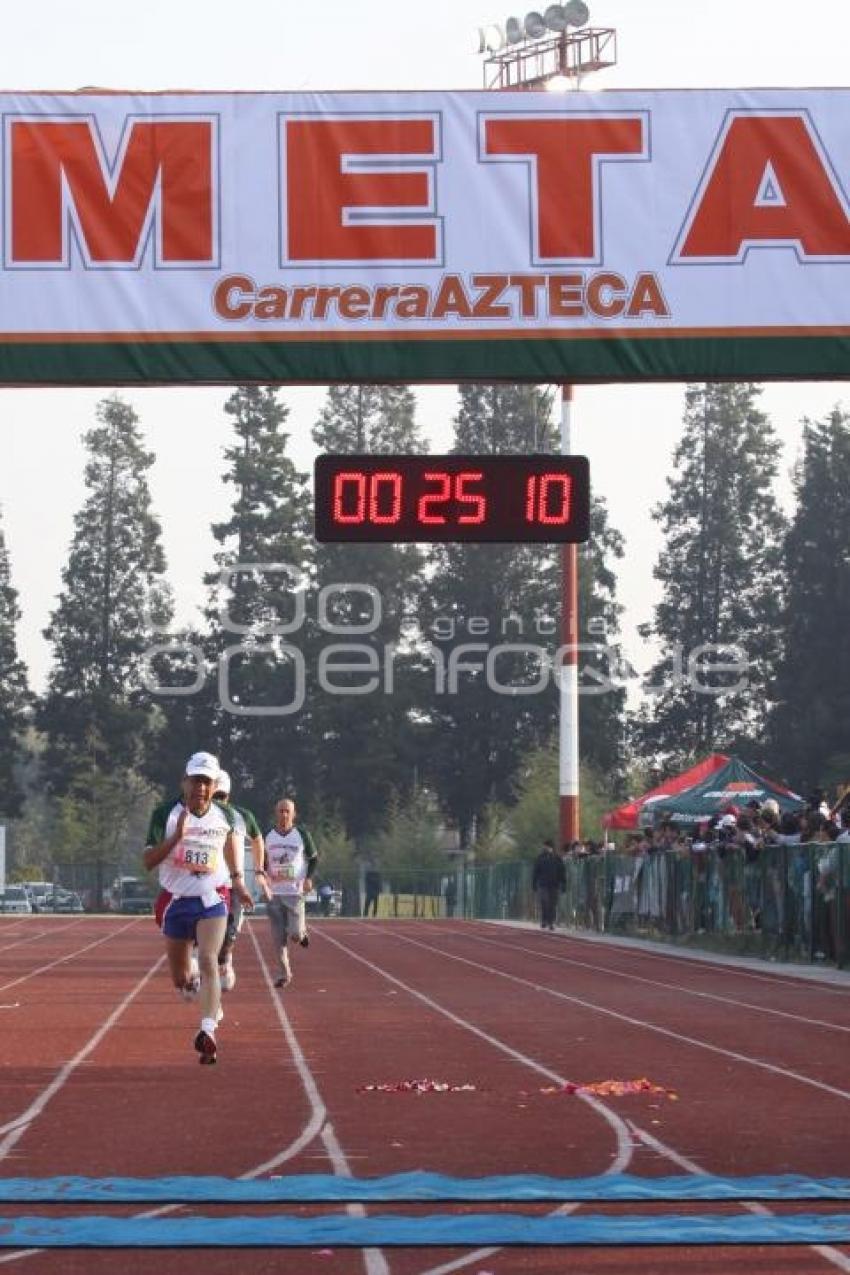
[1,86,848,386]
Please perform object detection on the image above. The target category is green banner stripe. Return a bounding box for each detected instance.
[0,334,847,385]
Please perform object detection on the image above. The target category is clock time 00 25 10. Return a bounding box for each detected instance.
[314,454,590,544]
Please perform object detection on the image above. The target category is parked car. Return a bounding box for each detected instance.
[0,886,34,914]
[25,883,52,912]
[41,889,85,914]
[110,876,153,914]
[306,885,342,917]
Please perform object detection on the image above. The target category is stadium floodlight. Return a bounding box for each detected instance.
[523,9,548,38]
[564,0,590,27]
[489,3,590,49]
[544,4,568,30]
[505,15,525,42]
[476,21,507,52]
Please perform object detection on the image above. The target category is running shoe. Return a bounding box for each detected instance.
[219,960,236,992]
[273,973,292,988]
[194,1029,217,1065]
[299,933,309,948]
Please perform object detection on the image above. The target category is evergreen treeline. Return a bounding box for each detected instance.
[1,383,847,880]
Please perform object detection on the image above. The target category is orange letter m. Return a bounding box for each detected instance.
[8,116,215,266]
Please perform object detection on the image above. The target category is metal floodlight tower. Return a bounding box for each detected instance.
[474,4,618,846]
[477,2,617,91]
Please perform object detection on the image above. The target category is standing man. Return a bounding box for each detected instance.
[143,752,253,1065]
[363,864,381,917]
[532,837,566,931]
[213,769,268,991]
[264,798,318,989]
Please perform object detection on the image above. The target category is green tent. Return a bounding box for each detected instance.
[639,756,805,829]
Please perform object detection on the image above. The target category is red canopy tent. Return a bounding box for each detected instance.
[603,754,730,830]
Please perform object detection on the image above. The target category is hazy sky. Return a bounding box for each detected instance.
[1,0,848,690]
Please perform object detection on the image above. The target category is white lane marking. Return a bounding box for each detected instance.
[0,931,346,1267]
[629,1122,850,1274]
[482,922,850,996]
[247,925,389,1275]
[381,928,850,1102]
[0,921,79,955]
[316,928,633,1275]
[0,920,142,994]
[318,928,633,1160]
[329,924,850,1275]
[433,924,850,1033]
[0,954,165,1150]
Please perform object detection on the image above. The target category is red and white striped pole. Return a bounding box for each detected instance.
[559,383,580,847]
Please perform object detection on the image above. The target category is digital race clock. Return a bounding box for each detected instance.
[314,454,590,544]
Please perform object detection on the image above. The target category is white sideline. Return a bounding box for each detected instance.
[487,918,850,988]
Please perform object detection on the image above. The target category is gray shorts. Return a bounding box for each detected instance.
[268,894,305,946]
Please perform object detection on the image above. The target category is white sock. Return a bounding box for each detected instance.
[201,1016,217,1036]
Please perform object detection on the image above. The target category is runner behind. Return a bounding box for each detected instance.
[265,798,317,988]
[214,768,269,990]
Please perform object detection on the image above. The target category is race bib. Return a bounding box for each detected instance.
[270,859,297,881]
[173,840,220,875]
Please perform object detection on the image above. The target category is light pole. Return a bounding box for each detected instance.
[477,3,617,846]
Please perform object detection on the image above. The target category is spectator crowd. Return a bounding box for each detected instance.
[552,791,849,965]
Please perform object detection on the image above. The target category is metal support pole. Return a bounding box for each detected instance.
[559,384,580,847]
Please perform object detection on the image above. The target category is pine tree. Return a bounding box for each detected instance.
[419,385,564,846]
[767,407,850,790]
[310,385,427,846]
[579,498,628,778]
[38,395,173,792]
[153,386,312,815]
[634,383,786,767]
[0,510,30,816]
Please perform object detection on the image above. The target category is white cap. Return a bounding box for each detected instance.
[185,751,220,780]
[215,768,232,797]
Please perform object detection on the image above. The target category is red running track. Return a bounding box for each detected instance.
[0,913,848,1275]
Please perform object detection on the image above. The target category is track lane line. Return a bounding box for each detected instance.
[246,923,390,1275]
[0,953,165,1151]
[0,920,80,955]
[0,919,143,994]
[626,1122,850,1273]
[378,927,850,1102]
[424,923,850,1033]
[317,928,633,1158]
[494,923,850,996]
[316,927,634,1275]
[326,924,849,1275]
[0,922,374,1269]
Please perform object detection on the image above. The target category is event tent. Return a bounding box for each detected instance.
[603,755,805,830]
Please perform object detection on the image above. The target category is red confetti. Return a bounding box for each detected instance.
[357,1078,477,1094]
[541,1077,677,1100]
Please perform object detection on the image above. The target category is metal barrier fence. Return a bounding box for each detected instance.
[3,844,846,968]
[460,842,848,968]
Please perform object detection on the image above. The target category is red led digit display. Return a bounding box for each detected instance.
[315,455,590,543]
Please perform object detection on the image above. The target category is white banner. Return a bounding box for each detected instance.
[0,88,847,383]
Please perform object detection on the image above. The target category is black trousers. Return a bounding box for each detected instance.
[538,885,560,928]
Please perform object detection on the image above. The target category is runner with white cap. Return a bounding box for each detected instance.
[213,768,268,991]
[143,751,253,1065]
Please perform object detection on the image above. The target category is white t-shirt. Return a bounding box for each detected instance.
[265,826,311,896]
[147,799,233,900]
